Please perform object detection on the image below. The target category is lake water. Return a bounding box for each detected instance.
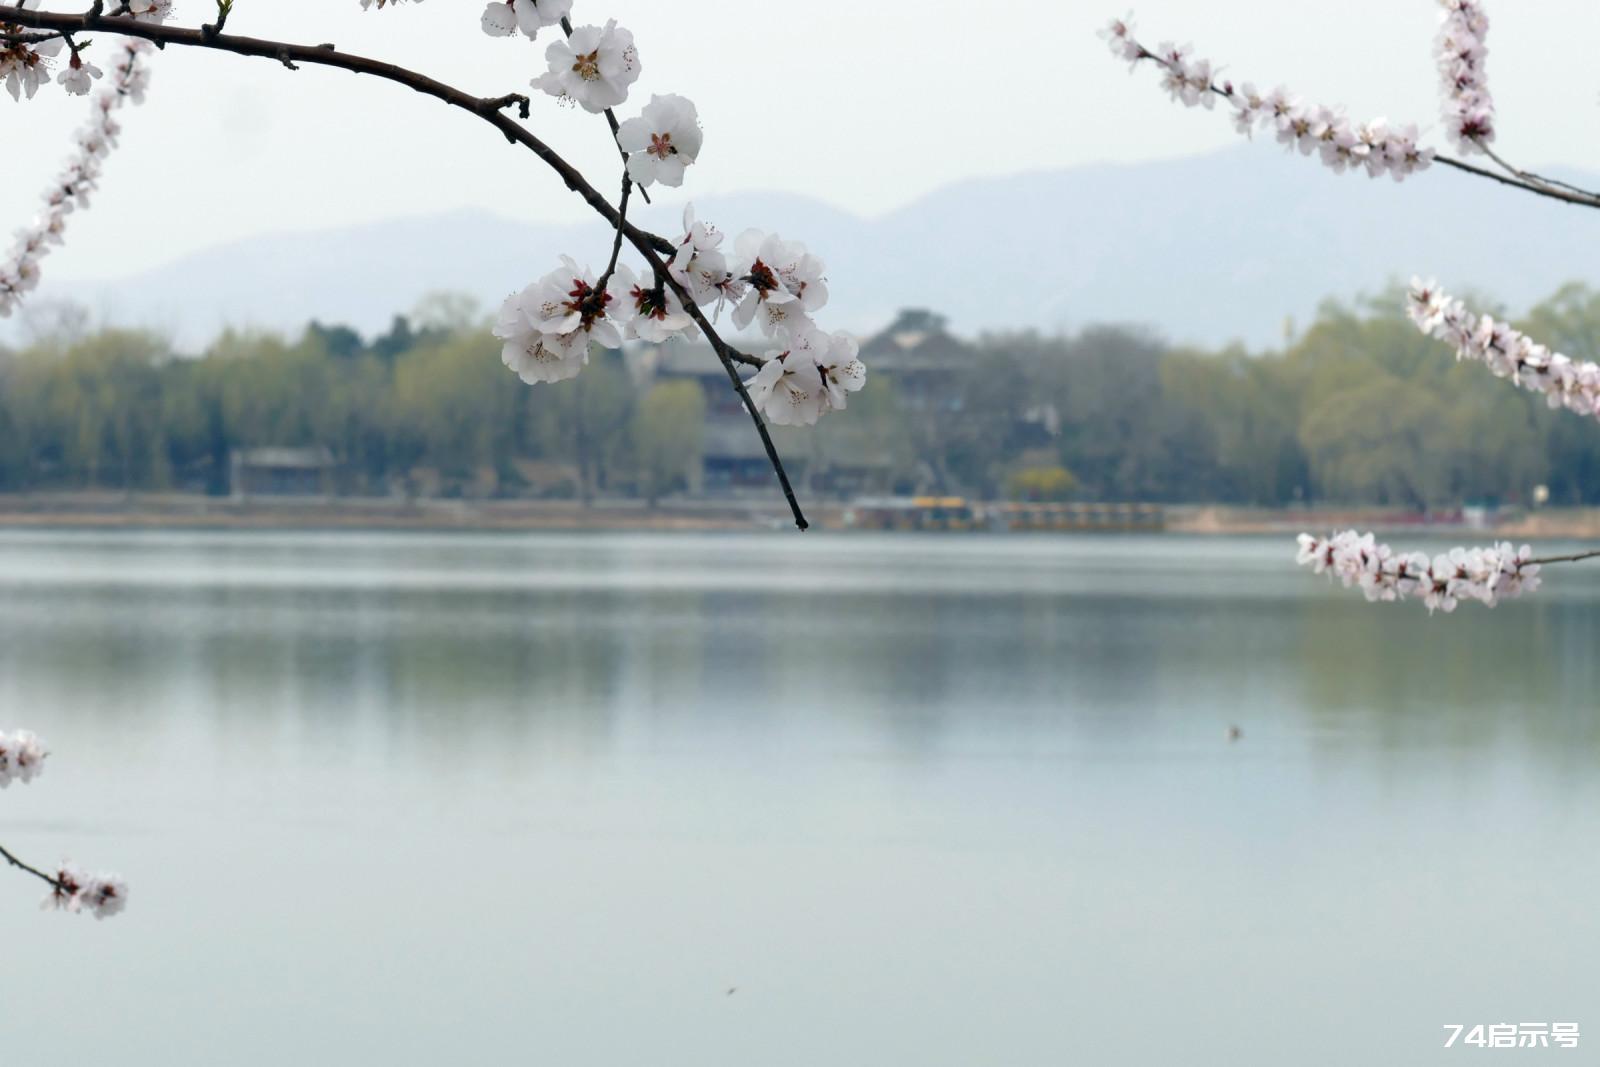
[0,529,1596,1065]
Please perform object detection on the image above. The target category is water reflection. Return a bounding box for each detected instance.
[0,529,1596,1066]
[3,530,1600,766]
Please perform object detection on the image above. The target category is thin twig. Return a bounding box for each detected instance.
[0,842,65,892]
[1433,154,1600,210]
[595,173,631,297]
[201,0,232,41]
[1527,548,1600,567]
[485,92,531,120]
[1466,137,1600,202]
[1,28,68,45]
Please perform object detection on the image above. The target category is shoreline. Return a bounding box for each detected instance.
[0,493,791,533]
[1,494,1599,537]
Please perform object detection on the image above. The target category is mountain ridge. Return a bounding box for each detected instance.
[16,144,1600,351]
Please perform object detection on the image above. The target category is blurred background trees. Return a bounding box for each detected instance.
[1,282,1597,506]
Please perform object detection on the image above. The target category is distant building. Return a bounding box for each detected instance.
[642,344,790,493]
[229,447,336,500]
[634,310,979,498]
[857,309,971,414]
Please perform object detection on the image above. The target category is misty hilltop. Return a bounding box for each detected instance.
[22,144,1600,350]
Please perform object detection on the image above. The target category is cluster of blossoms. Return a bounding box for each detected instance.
[42,861,127,920]
[431,0,864,428]
[744,320,867,428]
[1102,6,1600,610]
[493,205,865,427]
[1435,0,1494,152]
[1407,279,1600,419]
[1,39,151,320]
[2,0,65,100]
[1,728,127,919]
[1099,18,1434,181]
[493,254,626,384]
[0,728,47,787]
[2,0,167,101]
[1296,531,1541,613]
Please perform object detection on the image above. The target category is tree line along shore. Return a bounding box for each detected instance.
[5,283,1600,517]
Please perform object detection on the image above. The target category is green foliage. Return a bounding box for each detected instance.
[2,281,1599,506]
[635,381,705,504]
[392,331,516,492]
[536,349,636,502]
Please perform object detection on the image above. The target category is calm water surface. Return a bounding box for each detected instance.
[0,529,1596,1066]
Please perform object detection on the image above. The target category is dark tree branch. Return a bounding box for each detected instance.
[1461,138,1600,205]
[2,28,67,44]
[0,6,673,253]
[201,0,232,41]
[0,842,66,893]
[0,2,810,530]
[1434,154,1600,209]
[486,92,531,120]
[1527,548,1600,567]
[665,281,810,531]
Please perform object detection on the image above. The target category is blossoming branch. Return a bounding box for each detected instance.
[0,0,883,910]
[1435,0,1494,152]
[0,36,149,319]
[1101,3,1600,209]
[0,729,127,918]
[1104,1,1600,611]
[359,3,867,433]
[1099,16,1435,182]
[1,0,863,533]
[1407,279,1600,419]
[1295,532,1541,614]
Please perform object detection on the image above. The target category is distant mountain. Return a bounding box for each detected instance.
[18,145,1600,350]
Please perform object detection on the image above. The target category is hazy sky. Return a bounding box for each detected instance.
[9,0,1600,280]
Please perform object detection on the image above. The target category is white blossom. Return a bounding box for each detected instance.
[533,19,640,114]
[78,873,129,919]
[1,33,59,102]
[0,729,48,788]
[789,326,867,414]
[616,266,696,343]
[57,54,103,96]
[1296,531,1540,612]
[667,205,743,314]
[480,0,570,40]
[1097,15,1144,64]
[744,337,826,427]
[493,257,624,384]
[41,862,85,912]
[617,94,702,189]
[730,230,828,336]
